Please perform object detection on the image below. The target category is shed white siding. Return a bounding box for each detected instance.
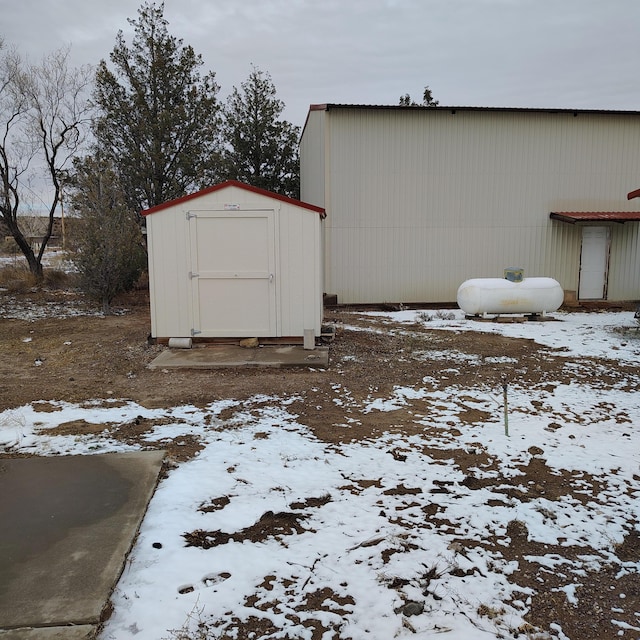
[145,182,324,340]
[146,207,192,338]
[300,106,640,304]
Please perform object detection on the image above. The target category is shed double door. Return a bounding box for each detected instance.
[188,210,277,337]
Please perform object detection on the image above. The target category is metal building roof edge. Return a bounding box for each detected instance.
[312,103,640,116]
[302,103,640,139]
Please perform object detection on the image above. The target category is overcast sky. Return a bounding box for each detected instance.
[3,0,640,128]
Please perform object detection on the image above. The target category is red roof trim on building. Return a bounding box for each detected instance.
[550,211,640,224]
[141,180,326,218]
[627,188,640,200]
[302,102,640,143]
[312,103,640,116]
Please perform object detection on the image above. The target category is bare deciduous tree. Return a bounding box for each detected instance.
[0,42,92,278]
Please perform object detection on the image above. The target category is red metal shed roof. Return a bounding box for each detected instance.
[141,180,326,218]
[550,211,640,224]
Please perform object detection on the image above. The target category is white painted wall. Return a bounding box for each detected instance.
[301,106,640,304]
[146,209,191,339]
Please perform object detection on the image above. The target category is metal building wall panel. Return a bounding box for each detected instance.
[315,107,640,303]
[299,110,327,299]
[609,222,640,299]
[299,110,326,210]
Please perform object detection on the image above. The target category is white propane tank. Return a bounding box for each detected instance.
[457,277,564,316]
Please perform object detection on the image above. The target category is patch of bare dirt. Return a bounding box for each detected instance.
[198,496,231,513]
[2,287,638,442]
[219,600,354,639]
[423,441,640,638]
[288,494,332,510]
[43,414,204,463]
[184,510,309,548]
[3,285,640,640]
[206,576,356,640]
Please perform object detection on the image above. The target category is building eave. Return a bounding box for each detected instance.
[141,180,326,218]
[550,211,640,224]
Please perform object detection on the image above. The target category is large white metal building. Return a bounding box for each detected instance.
[143,180,325,342]
[300,104,640,305]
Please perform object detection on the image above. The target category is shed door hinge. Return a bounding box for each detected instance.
[189,272,199,279]
[186,211,197,220]
[191,329,201,336]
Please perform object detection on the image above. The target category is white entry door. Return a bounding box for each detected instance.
[578,226,610,300]
[188,210,277,337]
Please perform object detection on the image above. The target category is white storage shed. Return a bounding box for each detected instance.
[143,180,325,342]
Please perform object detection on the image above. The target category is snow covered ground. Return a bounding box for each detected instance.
[0,249,74,272]
[1,310,640,639]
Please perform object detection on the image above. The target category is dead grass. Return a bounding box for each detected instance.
[0,264,39,292]
[0,263,76,292]
[43,268,77,289]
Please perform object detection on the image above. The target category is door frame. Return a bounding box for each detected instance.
[578,225,611,300]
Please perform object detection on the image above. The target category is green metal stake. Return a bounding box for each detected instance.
[502,381,510,437]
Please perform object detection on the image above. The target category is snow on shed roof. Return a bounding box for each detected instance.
[141,180,326,218]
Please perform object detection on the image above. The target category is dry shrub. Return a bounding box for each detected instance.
[1,237,20,255]
[0,264,77,292]
[43,269,77,289]
[0,264,38,293]
[134,269,149,291]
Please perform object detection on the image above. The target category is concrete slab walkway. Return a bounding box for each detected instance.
[149,344,329,369]
[0,450,165,640]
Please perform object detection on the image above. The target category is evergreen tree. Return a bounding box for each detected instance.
[69,154,146,313]
[221,66,300,198]
[93,2,221,212]
[399,85,439,107]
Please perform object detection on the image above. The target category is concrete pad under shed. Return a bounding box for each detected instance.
[0,450,165,639]
[149,344,329,369]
